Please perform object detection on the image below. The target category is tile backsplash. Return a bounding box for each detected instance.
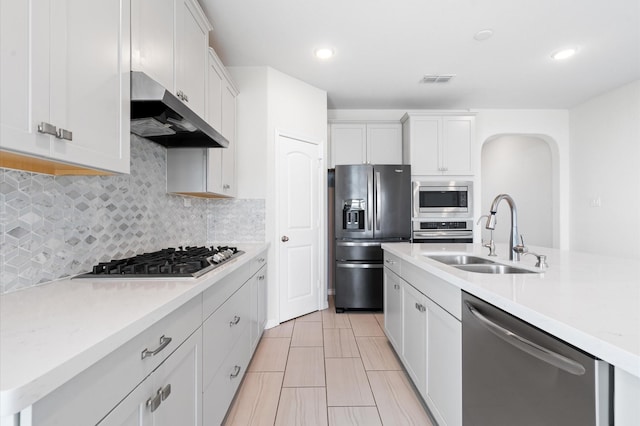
[0,136,265,293]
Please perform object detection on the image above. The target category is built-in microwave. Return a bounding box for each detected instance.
[412,181,473,218]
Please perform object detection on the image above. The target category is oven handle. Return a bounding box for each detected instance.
[413,232,472,239]
[465,302,586,376]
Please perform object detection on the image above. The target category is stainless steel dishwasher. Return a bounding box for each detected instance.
[462,291,612,426]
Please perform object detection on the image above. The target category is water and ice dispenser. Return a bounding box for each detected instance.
[342,199,366,230]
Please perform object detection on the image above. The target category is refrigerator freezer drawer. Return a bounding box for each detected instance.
[335,241,382,262]
[335,262,383,311]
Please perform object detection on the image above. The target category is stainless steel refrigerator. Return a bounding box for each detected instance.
[334,164,411,312]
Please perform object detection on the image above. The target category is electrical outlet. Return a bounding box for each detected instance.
[183,197,191,207]
[589,196,601,207]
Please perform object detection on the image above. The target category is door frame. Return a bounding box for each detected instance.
[274,129,327,324]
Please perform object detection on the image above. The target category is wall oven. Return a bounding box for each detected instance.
[412,181,473,218]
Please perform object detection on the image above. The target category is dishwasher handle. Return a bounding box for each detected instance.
[465,302,586,376]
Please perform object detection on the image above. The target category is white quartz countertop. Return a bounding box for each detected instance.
[0,244,268,417]
[381,242,640,379]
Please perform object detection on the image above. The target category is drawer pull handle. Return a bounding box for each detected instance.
[258,275,265,281]
[394,284,400,290]
[258,257,265,262]
[161,384,171,401]
[146,388,163,412]
[56,128,73,141]
[141,335,172,359]
[415,303,426,312]
[37,122,57,136]
[230,315,241,326]
[385,259,396,264]
[230,365,242,378]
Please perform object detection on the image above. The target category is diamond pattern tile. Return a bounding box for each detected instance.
[1,136,265,293]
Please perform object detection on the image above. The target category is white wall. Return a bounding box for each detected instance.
[481,135,553,247]
[569,80,640,259]
[473,109,570,249]
[229,66,328,326]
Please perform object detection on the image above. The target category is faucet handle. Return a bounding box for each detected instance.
[513,234,528,254]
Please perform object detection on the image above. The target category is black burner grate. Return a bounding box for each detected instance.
[76,246,244,278]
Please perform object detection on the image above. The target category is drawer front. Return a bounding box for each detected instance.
[336,240,383,261]
[31,295,202,426]
[250,250,267,275]
[383,251,401,275]
[403,261,461,320]
[203,326,251,426]
[203,281,251,388]
[203,264,252,320]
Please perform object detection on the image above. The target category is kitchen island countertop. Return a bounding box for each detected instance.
[381,242,640,378]
[0,243,269,417]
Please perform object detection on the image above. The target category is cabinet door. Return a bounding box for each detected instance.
[0,0,50,157]
[48,0,130,174]
[402,282,427,397]
[175,0,208,118]
[151,328,202,426]
[426,298,462,426]
[407,117,440,175]
[330,123,367,166]
[220,82,237,197]
[131,0,174,91]
[383,268,403,353]
[441,116,474,175]
[366,123,402,164]
[98,379,151,426]
[250,266,267,351]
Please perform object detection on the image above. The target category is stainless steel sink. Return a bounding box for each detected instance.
[454,264,539,274]
[426,254,540,274]
[427,254,497,266]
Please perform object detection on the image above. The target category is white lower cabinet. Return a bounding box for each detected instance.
[383,251,462,426]
[99,328,203,426]
[20,251,268,426]
[383,267,403,352]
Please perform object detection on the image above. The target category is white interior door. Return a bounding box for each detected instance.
[278,133,321,322]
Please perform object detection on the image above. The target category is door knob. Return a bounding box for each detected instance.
[281,236,289,242]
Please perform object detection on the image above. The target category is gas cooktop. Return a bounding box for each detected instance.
[75,246,244,279]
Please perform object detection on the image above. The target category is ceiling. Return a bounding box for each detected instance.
[200,0,640,110]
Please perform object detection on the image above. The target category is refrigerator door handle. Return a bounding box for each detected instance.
[336,241,382,247]
[375,171,381,231]
[367,170,373,231]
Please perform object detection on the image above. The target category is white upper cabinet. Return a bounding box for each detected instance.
[402,113,475,176]
[0,0,131,175]
[131,0,174,91]
[175,0,210,118]
[330,121,402,167]
[132,0,211,118]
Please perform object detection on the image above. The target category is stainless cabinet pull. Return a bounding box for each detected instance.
[229,315,241,326]
[146,388,163,412]
[257,257,265,263]
[281,236,289,242]
[141,335,172,359]
[465,302,586,376]
[385,259,396,264]
[230,365,242,378]
[258,275,265,280]
[56,128,73,141]
[415,303,426,312]
[37,122,57,136]
[394,284,400,290]
[161,384,171,401]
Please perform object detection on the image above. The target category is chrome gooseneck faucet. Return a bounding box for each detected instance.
[486,194,526,261]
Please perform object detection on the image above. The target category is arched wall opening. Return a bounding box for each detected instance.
[479,134,560,248]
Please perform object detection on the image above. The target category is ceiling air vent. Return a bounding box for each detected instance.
[420,74,456,84]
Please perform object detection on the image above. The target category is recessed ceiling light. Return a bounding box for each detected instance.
[551,47,578,60]
[474,29,494,41]
[314,48,334,60]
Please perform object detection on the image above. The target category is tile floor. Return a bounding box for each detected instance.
[223,298,434,425]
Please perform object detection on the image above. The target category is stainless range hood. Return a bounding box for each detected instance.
[130,71,229,148]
